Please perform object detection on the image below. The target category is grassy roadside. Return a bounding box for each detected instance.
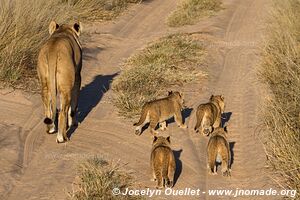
[112,33,207,119]
[0,0,140,90]
[259,0,300,197]
[167,0,222,27]
[68,157,143,200]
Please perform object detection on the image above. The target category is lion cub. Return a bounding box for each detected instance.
[194,95,225,136]
[134,91,187,135]
[150,136,176,188]
[207,127,231,176]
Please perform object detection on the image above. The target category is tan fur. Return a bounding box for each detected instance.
[150,136,176,188]
[194,95,225,136]
[37,21,82,143]
[207,127,231,176]
[134,91,187,135]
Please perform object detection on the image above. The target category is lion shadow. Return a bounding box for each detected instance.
[67,73,118,139]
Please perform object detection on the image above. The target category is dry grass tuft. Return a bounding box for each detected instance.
[112,33,206,118]
[68,157,143,200]
[167,0,222,27]
[259,0,300,197]
[0,0,140,90]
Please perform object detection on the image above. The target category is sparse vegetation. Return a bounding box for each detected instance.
[68,157,143,200]
[112,33,206,118]
[259,0,300,197]
[0,0,140,90]
[167,0,222,27]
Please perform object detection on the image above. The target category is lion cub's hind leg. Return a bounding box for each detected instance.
[159,121,168,131]
[207,141,218,175]
[221,149,231,177]
[166,158,175,188]
[155,171,163,189]
[149,117,159,135]
[174,111,187,129]
[202,116,212,136]
[134,113,150,135]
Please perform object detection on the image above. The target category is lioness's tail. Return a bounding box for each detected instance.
[194,107,204,132]
[44,52,57,125]
[133,104,149,126]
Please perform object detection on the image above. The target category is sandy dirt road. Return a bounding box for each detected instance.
[0,0,277,199]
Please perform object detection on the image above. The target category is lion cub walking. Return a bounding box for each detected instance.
[151,136,176,188]
[194,95,225,136]
[134,91,187,135]
[207,127,231,176]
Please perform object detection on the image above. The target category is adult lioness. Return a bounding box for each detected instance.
[194,95,225,136]
[207,127,231,176]
[134,91,187,135]
[37,21,82,143]
[151,136,176,188]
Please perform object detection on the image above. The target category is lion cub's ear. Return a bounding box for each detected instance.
[221,95,225,101]
[73,22,82,36]
[166,136,171,144]
[153,136,158,143]
[49,21,59,35]
[210,95,214,101]
[168,91,173,96]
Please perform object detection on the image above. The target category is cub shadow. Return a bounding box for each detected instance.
[221,112,232,127]
[67,73,118,138]
[173,149,183,186]
[229,142,235,168]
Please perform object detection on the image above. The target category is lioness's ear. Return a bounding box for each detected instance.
[166,136,171,143]
[49,21,59,35]
[221,95,225,101]
[168,91,173,96]
[73,22,82,36]
[153,136,158,143]
[210,95,214,101]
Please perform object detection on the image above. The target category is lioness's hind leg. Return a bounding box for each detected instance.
[57,92,71,143]
[41,82,56,134]
[69,75,81,127]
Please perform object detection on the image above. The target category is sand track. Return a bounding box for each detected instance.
[0,0,276,199]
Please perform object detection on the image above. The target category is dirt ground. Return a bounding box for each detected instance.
[0,0,278,199]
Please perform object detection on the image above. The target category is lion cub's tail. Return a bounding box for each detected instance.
[133,104,149,126]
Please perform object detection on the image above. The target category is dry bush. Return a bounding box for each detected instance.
[112,34,206,118]
[259,0,300,197]
[68,157,143,200]
[167,0,222,27]
[0,0,139,90]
